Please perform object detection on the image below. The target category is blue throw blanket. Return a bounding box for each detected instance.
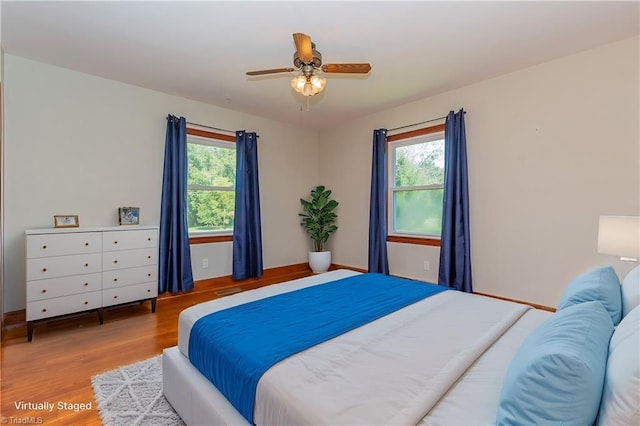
[188,273,446,423]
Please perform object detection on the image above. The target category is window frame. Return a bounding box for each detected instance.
[186,128,236,245]
[386,123,445,246]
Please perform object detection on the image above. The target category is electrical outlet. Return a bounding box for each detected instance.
[202,258,209,268]
[423,260,430,271]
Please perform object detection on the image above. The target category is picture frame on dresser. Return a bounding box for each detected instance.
[119,207,139,225]
[53,215,79,228]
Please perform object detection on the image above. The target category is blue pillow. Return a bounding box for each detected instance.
[558,265,622,325]
[496,301,614,426]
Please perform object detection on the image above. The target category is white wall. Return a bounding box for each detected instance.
[2,55,318,311]
[319,36,640,307]
[1,46,4,326]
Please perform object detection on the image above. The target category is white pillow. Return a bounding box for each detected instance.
[597,304,640,426]
[621,265,640,318]
[610,303,639,352]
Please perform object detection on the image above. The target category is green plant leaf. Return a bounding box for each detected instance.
[299,185,339,251]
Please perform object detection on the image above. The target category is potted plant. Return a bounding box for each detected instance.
[299,185,339,273]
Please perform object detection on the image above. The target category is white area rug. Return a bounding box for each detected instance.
[91,355,185,426]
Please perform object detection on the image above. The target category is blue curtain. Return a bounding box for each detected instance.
[368,129,390,274]
[438,109,472,292]
[159,115,194,293]
[232,131,263,280]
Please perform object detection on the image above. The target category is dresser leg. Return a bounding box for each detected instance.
[151,298,157,313]
[97,308,104,325]
[27,321,34,342]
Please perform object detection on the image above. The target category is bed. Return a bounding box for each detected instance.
[163,267,639,426]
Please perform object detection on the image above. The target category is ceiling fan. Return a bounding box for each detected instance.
[246,33,372,97]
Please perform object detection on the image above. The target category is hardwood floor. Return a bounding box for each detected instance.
[0,270,312,425]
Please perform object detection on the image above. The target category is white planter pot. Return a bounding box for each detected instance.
[308,251,331,274]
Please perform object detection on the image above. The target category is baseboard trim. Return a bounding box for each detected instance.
[158,262,313,300]
[3,309,26,329]
[332,263,555,312]
[473,291,556,312]
[330,263,367,273]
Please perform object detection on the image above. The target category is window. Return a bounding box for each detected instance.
[387,124,445,244]
[186,129,236,237]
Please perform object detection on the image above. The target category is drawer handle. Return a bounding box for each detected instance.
[147,289,151,293]
[42,268,47,272]
[113,296,118,299]
[42,308,47,313]
[114,241,118,244]
[42,245,47,249]
[148,237,151,241]
[85,263,89,267]
[84,283,89,286]
[41,289,47,293]
[84,301,88,305]
[113,278,118,282]
[85,242,89,246]
[147,273,151,277]
[113,260,118,264]
[147,256,151,259]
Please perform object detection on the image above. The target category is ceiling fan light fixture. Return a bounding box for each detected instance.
[310,75,326,91]
[291,75,307,91]
[303,81,314,96]
[250,33,370,98]
[291,75,326,97]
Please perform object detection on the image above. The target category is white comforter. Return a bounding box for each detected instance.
[178,270,531,425]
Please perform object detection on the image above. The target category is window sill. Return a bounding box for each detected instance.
[189,234,233,244]
[386,235,441,247]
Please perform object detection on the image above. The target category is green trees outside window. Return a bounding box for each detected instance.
[391,138,445,236]
[187,141,236,233]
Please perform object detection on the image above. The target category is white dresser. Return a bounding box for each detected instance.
[25,225,159,341]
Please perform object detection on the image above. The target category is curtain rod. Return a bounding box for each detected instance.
[186,121,260,138]
[186,121,236,134]
[387,111,466,133]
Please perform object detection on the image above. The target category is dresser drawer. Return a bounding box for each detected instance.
[102,265,157,289]
[27,291,102,321]
[103,282,157,307]
[102,229,158,252]
[27,232,102,258]
[26,253,102,281]
[102,248,157,271]
[27,273,102,302]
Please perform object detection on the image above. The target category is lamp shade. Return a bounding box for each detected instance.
[597,216,640,259]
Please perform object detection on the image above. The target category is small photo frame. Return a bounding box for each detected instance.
[54,215,79,228]
[119,207,140,225]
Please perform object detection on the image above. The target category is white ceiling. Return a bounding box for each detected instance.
[1,1,638,130]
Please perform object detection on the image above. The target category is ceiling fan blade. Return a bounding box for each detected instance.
[321,63,372,74]
[293,33,313,63]
[246,67,296,76]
